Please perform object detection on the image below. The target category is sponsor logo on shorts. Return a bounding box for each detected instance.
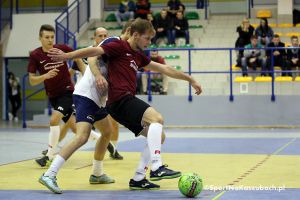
[57,106,64,111]
[87,115,94,121]
[154,150,160,154]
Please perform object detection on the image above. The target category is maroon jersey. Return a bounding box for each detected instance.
[101,40,150,104]
[28,44,74,97]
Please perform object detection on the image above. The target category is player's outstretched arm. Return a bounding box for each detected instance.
[48,47,105,62]
[147,61,202,95]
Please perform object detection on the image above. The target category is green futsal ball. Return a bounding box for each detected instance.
[178,173,203,198]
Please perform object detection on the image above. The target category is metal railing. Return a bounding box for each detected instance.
[21,74,50,128]
[145,46,300,103]
[55,0,90,49]
[19,46,299,127]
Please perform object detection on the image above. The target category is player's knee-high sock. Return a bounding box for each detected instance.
[44,155,65,177]
[147,123,163,171]
[46,126,60,160]
[89,129,101,141]
[133,144,151,181]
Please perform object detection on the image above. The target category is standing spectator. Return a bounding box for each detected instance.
[166,0,185,20]
[171,11,190,45]
[266,34,286,76]
[142,50,168,95]
[285,35,300,77]
[114,0,135,27]
[8,72,21,122]
[242,35,266,77]
[152,9,172,45]
[235,18,255,67]
[255,18,274,46]
[135,0,151,19]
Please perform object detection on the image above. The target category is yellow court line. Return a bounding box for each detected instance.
[211,191,226,200]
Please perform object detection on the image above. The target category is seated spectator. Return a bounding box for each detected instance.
[142,50,168,95]
[255,18,274,46]
[114,0,135,27]
[235,18,255,67]
[166,0,185,21]
[266,34,286,76]
[242,35,266,77]
[146,12,157,31]
[135,0,151,19]
[152,9,172,45]
[286,35,300,77]
[171,11,190,45]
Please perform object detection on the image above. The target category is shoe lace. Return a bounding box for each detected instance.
[50,176,59,187]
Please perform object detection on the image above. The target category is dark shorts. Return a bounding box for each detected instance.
[49,90,74,123]
[106,95,150,136]
[73,94,108,124]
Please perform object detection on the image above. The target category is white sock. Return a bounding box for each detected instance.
[44,155,65,177]
[92,160,103,177]
[133,144,151,181]
[46,126,60,160]
[147,123,163,171]
[89,130,100,141]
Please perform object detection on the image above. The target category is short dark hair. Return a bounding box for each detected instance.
[130,18,155,36]
[291,35,298,40]
[250,35,258,40]
[121,19,135,34]
[274,34,280,38]
[39,24,55,37]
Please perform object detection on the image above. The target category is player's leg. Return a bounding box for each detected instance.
[39,94,100,193]
[35,110,64,167]
[36,92,74,167]
[107,96,160,190]
[142,107,181,181]
[39,121,91,194]
[107,115,123,160]
[89,115,115,184]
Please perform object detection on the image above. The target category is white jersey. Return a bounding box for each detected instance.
[73,36,121,108]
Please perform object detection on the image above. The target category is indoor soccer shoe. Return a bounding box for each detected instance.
[107,142,124,160]
[150,165,181,181]
[110,150,124,160]
[89,174,115,184]
[35,156,52,167]
[39,174,62,194]
[129,178,160,190]
[42,149,48,156]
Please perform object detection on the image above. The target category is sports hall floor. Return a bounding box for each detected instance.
[0,121,299,200]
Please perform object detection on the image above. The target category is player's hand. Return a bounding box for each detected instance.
[95,74,108,91]
[44,68,59,80]
[48,48,68,61]
[191,81,202,95]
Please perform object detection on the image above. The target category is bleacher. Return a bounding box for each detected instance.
[75,4,300,97]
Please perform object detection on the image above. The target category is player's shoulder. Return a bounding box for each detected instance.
[99,36,121,46]
[29,47,43,57]
[54,44,73,52]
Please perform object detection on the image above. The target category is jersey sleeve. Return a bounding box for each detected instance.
[27,52,38,73]
[101,40,123,58]
[140,52,151,68]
